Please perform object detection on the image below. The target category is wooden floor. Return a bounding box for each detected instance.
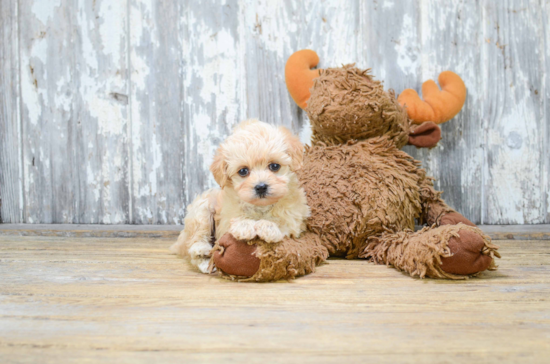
[1,230,549,363]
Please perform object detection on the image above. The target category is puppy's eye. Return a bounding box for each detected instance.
[268,163,281,172]
[238,167,249,177]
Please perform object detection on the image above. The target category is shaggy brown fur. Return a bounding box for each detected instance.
[361,224,499,279]
[307,65,409,148]
[214,232,328,282]
[298,137,425,258]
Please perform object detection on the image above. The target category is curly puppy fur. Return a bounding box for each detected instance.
[170,119,309,272]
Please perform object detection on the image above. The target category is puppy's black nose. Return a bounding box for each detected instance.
[254,183,268,197]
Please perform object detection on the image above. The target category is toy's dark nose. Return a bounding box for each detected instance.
[254,183,268,197]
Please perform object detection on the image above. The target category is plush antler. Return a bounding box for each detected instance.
[285,50,321,109]
[398,71,467,124]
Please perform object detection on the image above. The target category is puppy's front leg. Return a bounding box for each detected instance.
[228,218,258,241]
[170,189,219,274]
[229,219,285,243]
[253,220,285,243]
[188,240,214,274]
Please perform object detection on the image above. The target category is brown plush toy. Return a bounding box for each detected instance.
[212,49,500,281]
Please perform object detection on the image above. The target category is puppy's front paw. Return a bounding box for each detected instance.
[254,220,285,243]
[188,241,214,274]
[188,240,213,259]
[229,219,258,241]
[191,257,215,274]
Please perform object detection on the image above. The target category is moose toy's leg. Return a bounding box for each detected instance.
[211,232,329,281]
[422,198,500,275]
[393,180,501,277]
[422,189,476,227]
[359,223,499,279]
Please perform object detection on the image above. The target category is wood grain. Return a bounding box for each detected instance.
[17,0,130,223]
[544,0,550,223]
[182,0,245,206]
[0,0,23,223]
[129,0,186,224]
[0,234,549,363]
[0,0,548,224]
[481,0,547,224]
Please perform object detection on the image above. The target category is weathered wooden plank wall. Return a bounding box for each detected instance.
[1,0,23,223]
[0,0,548,225]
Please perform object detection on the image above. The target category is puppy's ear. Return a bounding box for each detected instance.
[279,126,304,171]
[210,147,230,188]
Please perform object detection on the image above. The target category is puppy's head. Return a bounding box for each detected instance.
[210,119,303,207]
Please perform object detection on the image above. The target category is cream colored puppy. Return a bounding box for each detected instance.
[170,119,309,273]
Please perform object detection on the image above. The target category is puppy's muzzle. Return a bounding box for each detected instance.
[254,183,269,198]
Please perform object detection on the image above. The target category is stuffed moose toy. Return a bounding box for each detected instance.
[211,49,500,281]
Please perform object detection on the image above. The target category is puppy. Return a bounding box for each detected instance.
[170,119,309,273]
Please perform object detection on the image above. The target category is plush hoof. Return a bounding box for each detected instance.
[212,233,261,277]
[440,229,493,275]
[440,212,476,227]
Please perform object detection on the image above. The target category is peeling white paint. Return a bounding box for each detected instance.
[90,97,126,135]
[487,100,543,223]
[99,1,125,59]
[20,64,41,125]
[299,118,312,146]
[87,164,100,202]
[396,14,420,78]
[31,0,61,25]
